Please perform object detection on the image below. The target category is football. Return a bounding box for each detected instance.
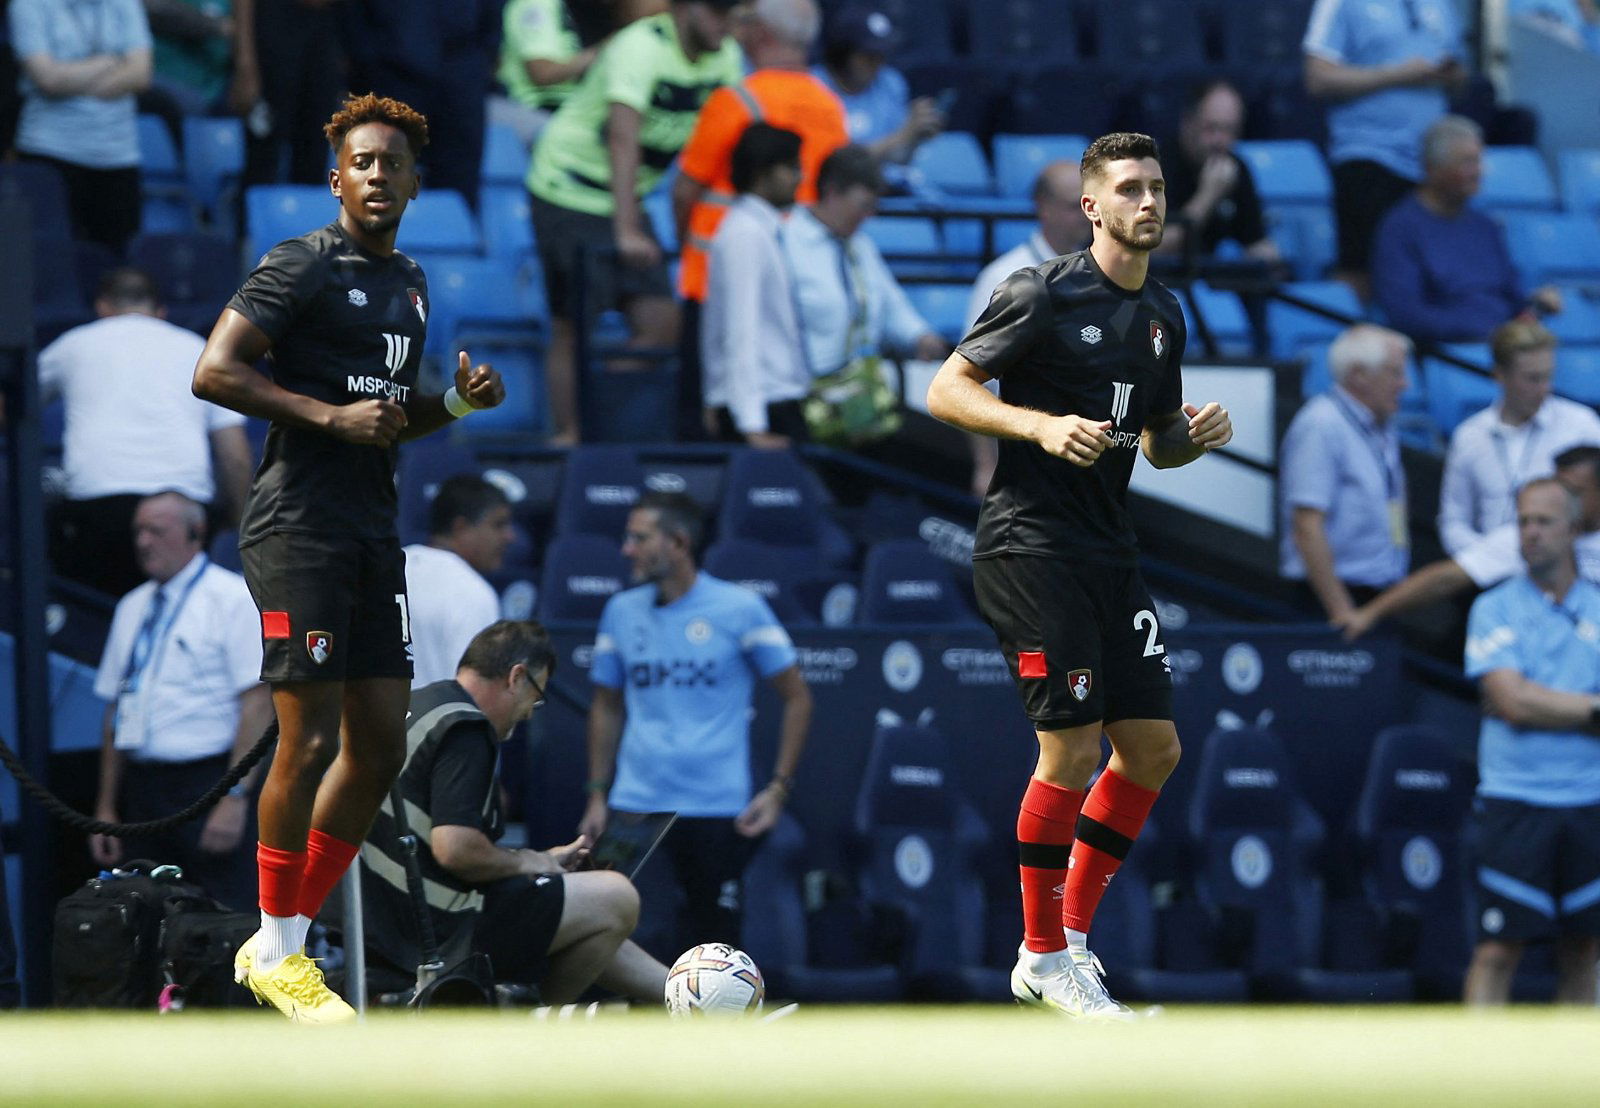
[664,943,765,1017]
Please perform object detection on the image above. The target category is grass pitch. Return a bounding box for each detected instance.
[3,1005,1599,1105]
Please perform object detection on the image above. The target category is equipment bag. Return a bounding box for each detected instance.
[52,861,207,1007]
[160,904,260,1009]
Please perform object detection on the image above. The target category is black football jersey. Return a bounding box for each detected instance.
[227,222,428,544]
[956,249,1186,565]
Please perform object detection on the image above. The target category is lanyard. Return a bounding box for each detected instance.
[1333,393,1400,500]
[835,235,872,366]
[120,557,208,694]
[1491,418,1543,496]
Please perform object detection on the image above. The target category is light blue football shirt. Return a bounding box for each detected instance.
[591,573,797,817]
[1465,574,1600,806]
[1302,0,1462,179]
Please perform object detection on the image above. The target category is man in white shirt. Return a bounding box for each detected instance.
[403,475,514,687]
[702,123,809,446]
[41,267,255,598]
[1438,319,1600,555]
[90,492,271,910]
[964,160,1090,332]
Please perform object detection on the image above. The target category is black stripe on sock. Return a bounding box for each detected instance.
[1018,841,1073,869]
[1074,814,1134,861]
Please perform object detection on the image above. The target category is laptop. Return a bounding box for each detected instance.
[585,810,678,879]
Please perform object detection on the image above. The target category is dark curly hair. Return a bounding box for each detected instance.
[324,93,430,158]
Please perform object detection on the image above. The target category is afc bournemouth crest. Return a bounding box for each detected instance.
[407,287,426,324]
[307,631,333,665]
[1149,321,1166,358]
[1067,668,1093,702]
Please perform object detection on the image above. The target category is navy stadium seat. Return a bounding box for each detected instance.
[1088,0,1206,68]
[859,538,979,625]
[702,539,816,625]
[181,116,245,221]
[395,436,480,545]
[1477,146,1559,213]
[208,529,243,574]
[128,231,239,334]
[32,237,92,343]
[1557,148,1600,214]
[716,449,854,566]
[1216,0,1313,71]
[1236,140,1333,207]
[537,534,630,621]
[552,445,645,538]
[0,160,72,241]
[639,451,726,516]
[863,0,955,60]
[966,0,1080,60]
[991,133,1089,199]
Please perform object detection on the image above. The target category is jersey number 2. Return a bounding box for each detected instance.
[395,594,412,644]
[1133,609,1164,657]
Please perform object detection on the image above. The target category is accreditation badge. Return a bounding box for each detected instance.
[113,689,148,751]
[1388,499,1409,549]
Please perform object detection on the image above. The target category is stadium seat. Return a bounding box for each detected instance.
[1546,288,1600,345]
[1422,348,1498,436]
[1555,347,1600,407]
[717,449,854,566]
[902,282,971,343]
[245,185,339,258]
[1557,148,1600,215]
[1088,0,1206,68]
[137,113,196,232]
[850,719,1004,999]
[420,253,547,357]
[991,134,1089,199]
[395,436,481,545]
[208,529,243,574]
[0,160,72,242]
[966,0,1080,60]
[909,132,993,197]
[848,0,954,61]
[481,121,528,189]
[394,189,481,257]
[1236,141,1333,207]
[537,534,630,621]
[128,231,239,334]
[858,538,979,625]
[1216,0,1313,72]
[863,216,941,259]
[451,342,546,437]
[702,539,816,625]
[1265,280,1364,359]
[479,185,536,262]
[552,445,645,538]
[901,60,1003,140]
[1269,204,1337,281]
[478,453,564,535]
[1477,146,1559,213]
[1347,725,1475,998]
[990,219,1036,255]
[1502,212,1600,287]
[638,449,726,516]
[181,116,245,221]
[1184,281,1253,358]
[32,237,92,343]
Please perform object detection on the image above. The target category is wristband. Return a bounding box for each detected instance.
[584,779,611,795]
[443,386,476,418]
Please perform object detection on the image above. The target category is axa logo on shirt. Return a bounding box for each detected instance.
[628,658,718,688]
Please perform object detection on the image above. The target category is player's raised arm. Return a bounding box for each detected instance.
[399,349,506,441]
[1140,400,1232,469]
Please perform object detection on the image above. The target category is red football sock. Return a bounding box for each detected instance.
[296,829,362,920]
[1062,768,1159,935]
[1017,777,1085,954]
[257,842,307,919]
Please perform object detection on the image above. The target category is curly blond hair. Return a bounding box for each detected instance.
[324,93,430,158]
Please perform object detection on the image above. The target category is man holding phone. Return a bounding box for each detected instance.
[812,6,942,165]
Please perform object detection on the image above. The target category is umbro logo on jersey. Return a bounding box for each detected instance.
[1110,381,1135,425]
[383,332,411,377]
[1150,321,1166,358]
[1079,324,1103,345]
[348,288,368,307]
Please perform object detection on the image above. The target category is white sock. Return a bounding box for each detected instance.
[257,912,311,971]
[1024,946,1066,973]
[1066,928,1089,954]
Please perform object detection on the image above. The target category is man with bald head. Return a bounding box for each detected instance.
[90,491,271,911]
[965,160,1091,332]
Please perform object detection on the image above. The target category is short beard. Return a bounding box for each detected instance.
[1105,214,1163,253]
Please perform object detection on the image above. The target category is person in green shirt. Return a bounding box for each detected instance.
[527,0,743,445]
[489,0,597,146]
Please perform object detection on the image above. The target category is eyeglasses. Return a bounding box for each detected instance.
[521,668,547,710]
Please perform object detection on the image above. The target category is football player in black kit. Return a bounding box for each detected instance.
[192,94,506,1022]
[927,132,1233,1018]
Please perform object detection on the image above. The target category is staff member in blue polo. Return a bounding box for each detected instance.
[580,490,812,953]
[1279,324,1413,623]
[1463,476,1600,1005]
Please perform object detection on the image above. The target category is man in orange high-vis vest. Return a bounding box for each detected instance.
[670,0,847,438]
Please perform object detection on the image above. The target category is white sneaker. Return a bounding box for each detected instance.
[1010,945,1089,1015]
[1065,948,1137,1021]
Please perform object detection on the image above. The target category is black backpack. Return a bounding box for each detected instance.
[52,861,208,1008]
[159,906,260,1009]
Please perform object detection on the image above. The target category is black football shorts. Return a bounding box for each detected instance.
[1471,797,1600,942]
[474,872,567,985]
[973,553,1173,731]
[240,531,413,683]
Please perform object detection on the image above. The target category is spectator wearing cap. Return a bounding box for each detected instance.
[39,267,254,599]
[812,5,941,166]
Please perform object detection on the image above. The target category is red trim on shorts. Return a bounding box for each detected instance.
[261,611,290,639]
[1018,651,1048,679]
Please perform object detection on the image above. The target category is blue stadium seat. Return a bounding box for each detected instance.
[1265,280,1364,358]
[1547,288,1600,346]
[864,216,941,259]
[1217,0,1313,71]
[137,114,196,232]
[1236,141,1333,207]
[245,185,338,259]
[1269,204,1337,281]
[991,133,1089,199]
[1423,347,1498,436]
[1348,725,1474,998]
[1503,212,1600,287]
[1557,148,1600,215]
[966,0,1080,60]
[452,343,546,437]
[553,445,644,538]
[991,218,1035,255]
[717,448,854,565]
[1184,281,1253,357]
[0,161,72,241]
[181,116,245,220]
[395,435,480,545]
[1478,146,1559,213]
[480,185,536,262]
[909,132,993,197]
[859,538,979,625]
[702,539,815,625]
[128,231,239,334]
[851,720,1003,999]
[1555,347,1600,407]
[481,121,529,188]
[537,534,630,621]
[902,282,971,343]
[394,189,481,257]
[421,254,547,357]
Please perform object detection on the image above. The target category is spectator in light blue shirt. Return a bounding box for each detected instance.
[1303,0,1465,294]
[8,0,152,252]
[580,491,812,952]
[1462,477,1600,1005]
[1510,0,1600,54]
[1280,324,1413,620]
[811,5,940,166]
